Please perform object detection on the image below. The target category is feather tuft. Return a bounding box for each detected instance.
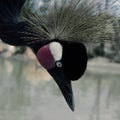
[23,0,114,44]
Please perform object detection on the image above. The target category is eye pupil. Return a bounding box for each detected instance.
[56,61,62,67]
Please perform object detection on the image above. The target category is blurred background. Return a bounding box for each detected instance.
[0,0,120,120]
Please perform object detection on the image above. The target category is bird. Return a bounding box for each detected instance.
[0,0,113,111]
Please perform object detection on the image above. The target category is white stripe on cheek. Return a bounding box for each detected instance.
[49,42,63,61]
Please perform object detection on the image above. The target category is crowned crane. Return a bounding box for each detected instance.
[0,0,112,111]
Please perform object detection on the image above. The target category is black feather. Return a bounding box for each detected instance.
[0,0,38,46]
[0,0,25,23]
[60,41,88,80]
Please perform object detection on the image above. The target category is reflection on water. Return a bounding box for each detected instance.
[0,57,120,120]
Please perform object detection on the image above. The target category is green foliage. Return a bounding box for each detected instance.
[13,47,27,55]
[94,43,105,56]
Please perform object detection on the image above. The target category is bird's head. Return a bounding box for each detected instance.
[36,41,88,111]
[36,41,74,110]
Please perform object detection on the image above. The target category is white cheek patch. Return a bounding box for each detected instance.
[49,42,63,61]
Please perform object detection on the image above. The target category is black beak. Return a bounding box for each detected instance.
[48,67,75,111]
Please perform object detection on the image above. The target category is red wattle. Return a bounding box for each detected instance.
[36,45,55,70]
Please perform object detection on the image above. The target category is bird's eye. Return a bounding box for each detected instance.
[56,61,62,68]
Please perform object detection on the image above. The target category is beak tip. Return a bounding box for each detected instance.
[68,98,75,112]
[70,105,75,112]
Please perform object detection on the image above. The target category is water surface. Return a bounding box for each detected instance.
[0,57,120,120]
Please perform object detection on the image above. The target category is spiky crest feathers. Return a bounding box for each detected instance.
[23,0,114,44]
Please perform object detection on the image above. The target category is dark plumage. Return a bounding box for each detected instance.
[0,0,26,45]
[0,0,113,111]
